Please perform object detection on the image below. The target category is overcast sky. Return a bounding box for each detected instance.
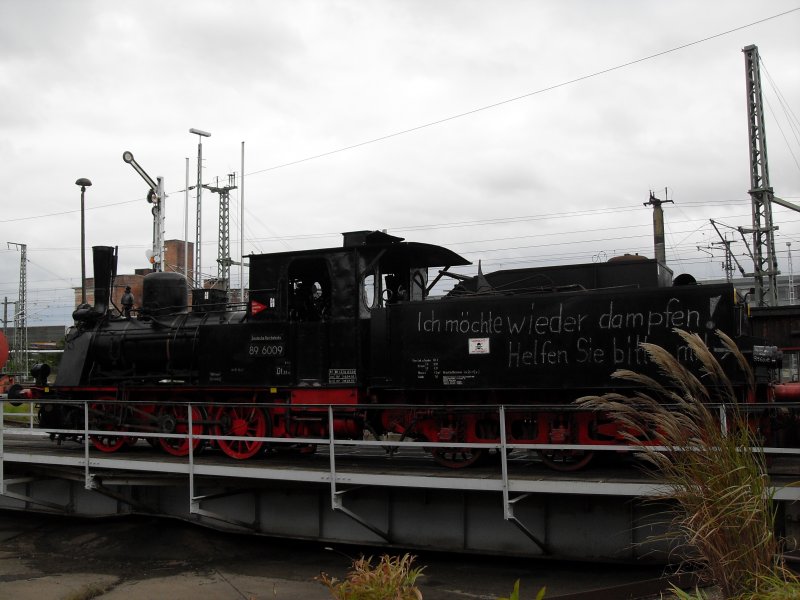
[1,1,799,327]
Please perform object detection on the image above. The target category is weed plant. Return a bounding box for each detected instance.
[497,579,546,600]
[318,552,425,600]
[577,329,799,599]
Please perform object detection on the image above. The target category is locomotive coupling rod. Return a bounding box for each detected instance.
[122,151,159,194]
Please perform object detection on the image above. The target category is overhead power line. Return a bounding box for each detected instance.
[243,8,800,178]
[2,9,798,227]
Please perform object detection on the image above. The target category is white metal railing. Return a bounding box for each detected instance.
[3,399,800,526]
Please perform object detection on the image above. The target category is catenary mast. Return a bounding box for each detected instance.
[742,44,779,306]
[8,243,27,377]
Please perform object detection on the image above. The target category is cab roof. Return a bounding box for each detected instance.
[249,230,471,269]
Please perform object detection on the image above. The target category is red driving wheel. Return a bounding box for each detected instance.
[213,404,268,460]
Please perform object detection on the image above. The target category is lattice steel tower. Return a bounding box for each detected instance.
[742,45,779,306]
[203,173,237,289]
[8,242,27,376]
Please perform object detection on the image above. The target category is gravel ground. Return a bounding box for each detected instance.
[0,509,671,599]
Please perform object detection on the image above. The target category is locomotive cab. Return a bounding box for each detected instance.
[247,230,470,389]
[354,230,470,314]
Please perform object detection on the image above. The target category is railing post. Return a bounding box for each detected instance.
[328,405,337,507]
[1,400,5,494]
[499,405,549,554]
[189,403,196,511]
[84,401,92,489]
[499,405,510,518]
[719,405,728,437]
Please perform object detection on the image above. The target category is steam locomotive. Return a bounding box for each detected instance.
[17,230,782,470]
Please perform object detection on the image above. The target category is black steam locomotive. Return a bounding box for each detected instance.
[20,230,781,470]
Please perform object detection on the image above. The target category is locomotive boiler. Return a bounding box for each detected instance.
[21,230,780,470]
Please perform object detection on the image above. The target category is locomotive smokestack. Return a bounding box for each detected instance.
[91,245,117,316]
[73,245,117,323]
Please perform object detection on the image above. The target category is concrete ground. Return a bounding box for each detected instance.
[0,510,669,599]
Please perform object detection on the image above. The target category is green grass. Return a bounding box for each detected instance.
[2,401,37,424]
[3,401,32,413]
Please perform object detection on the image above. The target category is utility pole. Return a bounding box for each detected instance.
[8,243,27,377]
[709,220,749,282]
[741,45,780,306]
[1,298,12,374]
[203,173,238,291]
[789,242,796,305]
[713,236,735,283]
[240,141,246,304]
[789,242,798,379]
[190,128,211,288]
[185,157,190,280]
[2,297,8,337]
[75,178,92,304]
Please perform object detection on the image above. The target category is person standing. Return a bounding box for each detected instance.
[121,286,134,318]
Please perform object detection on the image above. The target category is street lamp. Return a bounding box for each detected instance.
[190,128,210,287]
[75,178,92,305]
